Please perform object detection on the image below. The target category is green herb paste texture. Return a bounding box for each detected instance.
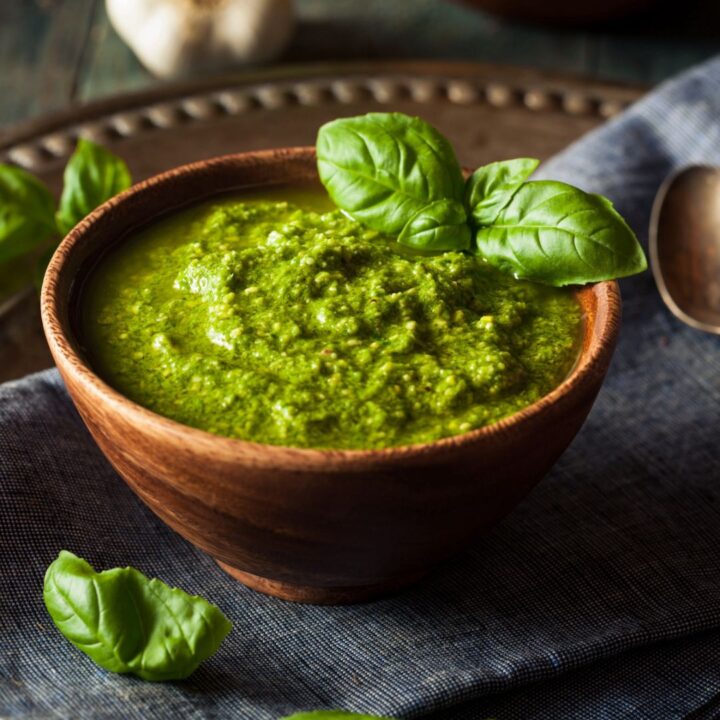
[83,188,582,449]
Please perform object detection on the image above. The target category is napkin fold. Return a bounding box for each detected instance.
[3,56,720,719]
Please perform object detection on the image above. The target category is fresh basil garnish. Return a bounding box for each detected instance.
[474,180,647,286]
[398,198,470,251]
[465,157,539,227]
[56,138,132,235]
[316,112,646,287]
[0,165,56,263]
[43,550,232,681]
[281,713,396,719]
[0,139,132,299]
[317,112,465,237]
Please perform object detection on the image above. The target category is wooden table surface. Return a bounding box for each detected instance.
[2,0,720,134]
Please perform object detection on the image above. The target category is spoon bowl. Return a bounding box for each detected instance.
[650,165,720,333]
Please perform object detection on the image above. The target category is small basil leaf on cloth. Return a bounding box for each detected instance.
[465,157,539,227]
[474,180,647,286]
[0,164,56,263]
[43,550,232,681]
[316,112,465,234]
[56,139,132,236]
[398,198,471,251]
[281,712,396,719]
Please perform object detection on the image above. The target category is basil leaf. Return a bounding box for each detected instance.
[465,157,539,227]
[43,550,232,681]
[56,139,131,236]
[398,198,470,251]
[281,713,395,719]
[474,180,647,286]
[317,112,465,234]
[0,164,56,263]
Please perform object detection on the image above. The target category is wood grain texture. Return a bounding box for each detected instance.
[2,61,644,173]
[76,0,150,104]
[76,0,584,105]
[41,148,622,603]
[78,0,588,103]
[0,0,96,133]
[3,0,720,135]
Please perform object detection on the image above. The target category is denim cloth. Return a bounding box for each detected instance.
[3,58,720,720]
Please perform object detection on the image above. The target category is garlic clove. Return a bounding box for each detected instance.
[106,0,295,79]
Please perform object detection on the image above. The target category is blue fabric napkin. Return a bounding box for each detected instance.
[3,56,720,720]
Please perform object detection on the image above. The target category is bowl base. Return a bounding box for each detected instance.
[216,561,425,605]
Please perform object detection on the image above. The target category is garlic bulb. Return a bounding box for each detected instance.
[106,0,295,79]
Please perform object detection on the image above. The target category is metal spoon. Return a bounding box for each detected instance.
[649,165,720,334]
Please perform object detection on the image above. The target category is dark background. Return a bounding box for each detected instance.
[3,0,720,135]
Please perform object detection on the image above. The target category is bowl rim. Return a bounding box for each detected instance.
[41,146,621,466]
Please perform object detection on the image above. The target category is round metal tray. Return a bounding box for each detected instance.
[0,60,644,382]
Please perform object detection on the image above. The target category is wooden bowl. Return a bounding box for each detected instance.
[41,148,621,604]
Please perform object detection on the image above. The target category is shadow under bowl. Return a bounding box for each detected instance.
[41,147,621,604]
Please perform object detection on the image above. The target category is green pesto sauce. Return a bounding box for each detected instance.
[82,187,582,449]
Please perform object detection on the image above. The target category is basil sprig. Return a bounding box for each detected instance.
[317,112,468,249]
[44,550,232,681]
[0,139,131,295]
[316,112,646,286]
[56,138,132,235]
